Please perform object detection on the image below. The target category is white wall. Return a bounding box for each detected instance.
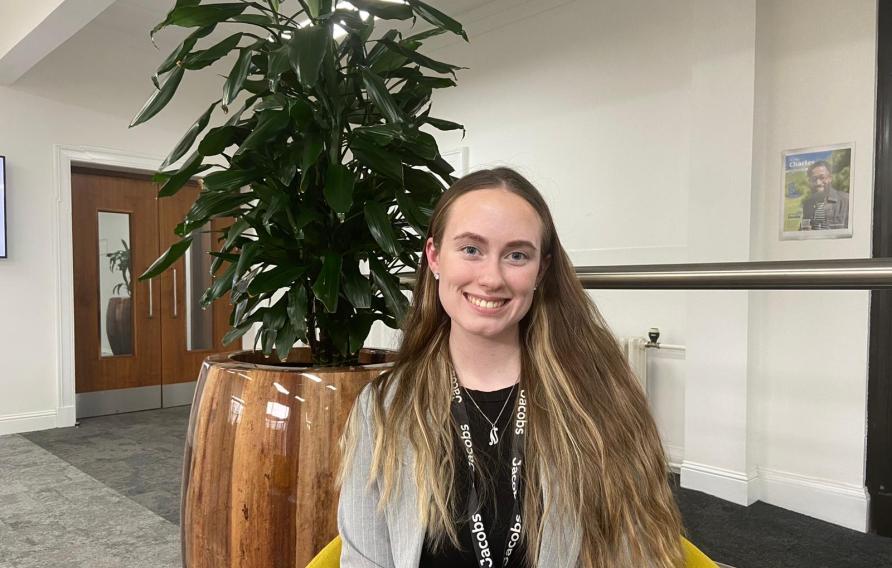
[368,0,702,464]
[0,86,178,434]
[372,0,878,532]
[747,0,876,530]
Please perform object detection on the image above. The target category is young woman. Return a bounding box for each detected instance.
[338,168,684,567]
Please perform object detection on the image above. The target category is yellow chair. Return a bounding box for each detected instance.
[307,535,720,567]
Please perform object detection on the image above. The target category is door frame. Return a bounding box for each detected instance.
[53,145,164,427]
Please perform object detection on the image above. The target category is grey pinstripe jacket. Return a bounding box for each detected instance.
[337,382,582,568]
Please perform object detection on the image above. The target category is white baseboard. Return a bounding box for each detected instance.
[758,467,869,533]
[0,410,58,436]
[664,443,684,473]
[680,460,758,506]
[56,405,76,428]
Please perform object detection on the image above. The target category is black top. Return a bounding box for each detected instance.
[419,383,530,568]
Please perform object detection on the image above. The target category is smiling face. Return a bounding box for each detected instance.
[425,187,549,343]
[808,164,832,194]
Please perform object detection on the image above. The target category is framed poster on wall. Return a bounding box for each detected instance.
[0,156,6,258]
[780,143,854,240]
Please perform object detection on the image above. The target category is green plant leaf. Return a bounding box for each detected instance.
[222,319,255,346]
[236,110,290,155]
[407,0,468,40]
[379,39,464,76]
[360,67,404,124]
[364,201,401,257]
[187,191,254,221]
[387,67,455,88]
[139,238,193,280]
[423,115,464,134]
[347,313,375,353]
[352,124,405,146]
[342,262,371,309]
[306,0,333,18]
[395,189,429,234]
[131,65,185,127]
[290,98,314,128]
[321,318,350,357]
[203,261,238,304]
[323,163,355,214]
[275,324,300,361]
[160,100,219,170]
[286,286,309,340]
[349,0,412,20]
[403,27,447,43]
[154,25,214,86]
[223,218,251,251]
[367,29,402,72]
[403,166,446,198]
[198,125,239,155]
[223,48,254,107]
[231,241,259,287]
[426,154,456,183]
[267,44,290,77]
[260,328,277,356]
[230,13,280,26]
[152,3,247,38]
[402,130,438,160]
[368,255,408,323]
[202,168,259,191]
[248,265,307,295]
[183,33,243,70]
[287,25,329,89]
[157,152,205,197]
[312,254,342,313]
[350,136,403,182]
[302,130,324,171]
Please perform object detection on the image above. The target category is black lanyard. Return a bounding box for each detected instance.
[450,371,527,567]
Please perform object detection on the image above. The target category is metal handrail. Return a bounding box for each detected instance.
[398,258,892,290]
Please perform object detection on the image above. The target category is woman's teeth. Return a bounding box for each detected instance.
[466,294,507,309]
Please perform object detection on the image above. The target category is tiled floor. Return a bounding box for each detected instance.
[4,406,892,568]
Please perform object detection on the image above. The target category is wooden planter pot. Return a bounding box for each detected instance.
[181,348,394,567]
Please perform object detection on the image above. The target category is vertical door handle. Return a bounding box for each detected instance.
[172,268,179,318]
[148,279,153,318]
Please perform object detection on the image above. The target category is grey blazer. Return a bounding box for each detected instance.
[337,383,582,568]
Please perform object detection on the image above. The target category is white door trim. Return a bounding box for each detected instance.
[53,145,163,427]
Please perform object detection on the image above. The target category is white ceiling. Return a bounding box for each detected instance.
[11,0,488,134]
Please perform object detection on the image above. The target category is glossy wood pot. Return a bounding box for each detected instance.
[181,348,395,568]
[105,297,132,355]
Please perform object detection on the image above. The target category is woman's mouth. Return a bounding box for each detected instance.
[463,292,509,310]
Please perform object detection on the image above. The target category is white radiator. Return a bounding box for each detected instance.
[621,337,648,391]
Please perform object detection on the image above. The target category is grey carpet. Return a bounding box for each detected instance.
[23,405,189,525]
[0,434,180,568]
[14,406,892,567]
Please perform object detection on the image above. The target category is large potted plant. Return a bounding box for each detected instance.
[130,1,466,565]
[105,240,132,355]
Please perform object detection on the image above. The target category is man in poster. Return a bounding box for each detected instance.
[800,160,849,230]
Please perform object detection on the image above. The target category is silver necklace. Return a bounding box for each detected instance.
[452,369,519,446]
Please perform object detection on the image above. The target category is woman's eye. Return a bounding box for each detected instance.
[508,251,529,261]
[461,246,479,256]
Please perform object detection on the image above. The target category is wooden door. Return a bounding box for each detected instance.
[72,168,162,401]
[158,181,231,391]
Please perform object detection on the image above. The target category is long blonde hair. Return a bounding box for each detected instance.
[340,168,684,567]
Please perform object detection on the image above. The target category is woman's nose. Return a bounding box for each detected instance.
[476,257,505,288]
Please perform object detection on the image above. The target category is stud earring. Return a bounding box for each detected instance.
[434,272,440,280]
